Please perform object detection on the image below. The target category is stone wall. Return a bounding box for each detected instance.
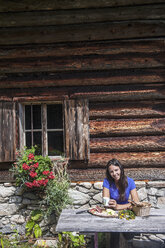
[0,181,165,247]
[0,183,57,236]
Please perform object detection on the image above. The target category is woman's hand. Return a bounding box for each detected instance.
[108,199,118,210]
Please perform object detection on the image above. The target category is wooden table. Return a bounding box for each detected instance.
[56,208,165,247]
[56,208,165,233]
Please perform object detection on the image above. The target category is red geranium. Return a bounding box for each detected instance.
[29,171,37,178]
[33,162,39,168]
[28,153,35,160]
[22,163,30,170]
[42,170,50,175]
[25,182,33,188]
[12,147,55,190]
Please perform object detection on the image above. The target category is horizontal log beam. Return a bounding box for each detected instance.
[0,40,164,59]
[89,152,165,168]
[0,68,165,88]
[90,118,165,136]
[0,84,164,102]
[0,21,165,45]
[0,0,164,12]
[68,168,165,181]
[1,4,165,27]
[90,136,165,152]
[0,52,164,74]
[89,101,165,118]
[71,89,165,101]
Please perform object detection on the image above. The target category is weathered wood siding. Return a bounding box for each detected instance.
[0,102,16,162]
[89,100,165,167]
[64,99,89,160]
[0,0,165,181]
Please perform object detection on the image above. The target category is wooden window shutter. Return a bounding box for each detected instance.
[64,99,89,161]
[0,101,16,162]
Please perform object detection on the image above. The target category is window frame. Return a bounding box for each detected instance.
[19,101,64,158]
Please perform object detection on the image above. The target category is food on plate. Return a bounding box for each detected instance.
[89,206,118,217]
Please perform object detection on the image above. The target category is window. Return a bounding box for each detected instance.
[22,103,64,156]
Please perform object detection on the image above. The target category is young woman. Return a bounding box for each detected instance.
[103,158,139,210]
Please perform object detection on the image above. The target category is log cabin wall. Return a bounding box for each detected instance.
[0,0,165,181]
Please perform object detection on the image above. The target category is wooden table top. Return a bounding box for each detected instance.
[56,208,165,233]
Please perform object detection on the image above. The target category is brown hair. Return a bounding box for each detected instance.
[106,158,128,201]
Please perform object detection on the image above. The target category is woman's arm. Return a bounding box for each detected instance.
[110,188,139,210]
[103,188,139,210]
[103,187,130,210]
[108,199,131,210]
[130,188,139,202]
[103,187,110,198]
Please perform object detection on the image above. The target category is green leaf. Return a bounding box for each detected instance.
[1,237,4,248]
[26,231,31,237]
[58,233,62,242]
[31,210,43,221]
[33,224,42,238]
[25,220,35,232]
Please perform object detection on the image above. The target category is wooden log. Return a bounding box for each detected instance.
[1,4,165,27]
[125,168,165,181]
[0,51,164,74]
[68,168,165,181]
[89,101,165,118]
[0,40,164,59]
[13,95,68,102]
[88,152,165,168]
[0,0,164,12]
[0,84,165,102]
[70,84,165,101]
[90,135,165,152]
[0,170,14,182]
[0,68,165,88]
[90,118,165,136]
[0,21,165,45]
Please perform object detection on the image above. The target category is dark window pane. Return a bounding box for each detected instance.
[25,106,31,130]
[48,131,63,156]
[47,104,63,129]
[26,132,31,148]
[33,132,42,154]
[33,105,41,129]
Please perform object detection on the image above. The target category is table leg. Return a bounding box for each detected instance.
[94,233,98,248]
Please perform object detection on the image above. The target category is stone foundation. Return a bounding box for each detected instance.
[0,183,57,236]
[0,180,165,247]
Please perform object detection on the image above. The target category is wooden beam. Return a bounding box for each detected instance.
[89,152,165,168]
[0,40,164,59]
[89,101,165,118]
[0,51,164,74]
[0,68,165,88]
[0,0,164,12]
[90,135,165,152]
[90,118,165,136]
[70,84,165,101]
[1,4,165,27]
[0,21,165,45]
[0,84,165,102]
[68,168,165,181]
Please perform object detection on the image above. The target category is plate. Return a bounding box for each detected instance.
[88,206,118,218]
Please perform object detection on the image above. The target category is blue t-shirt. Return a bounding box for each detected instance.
[103,177,136,204]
